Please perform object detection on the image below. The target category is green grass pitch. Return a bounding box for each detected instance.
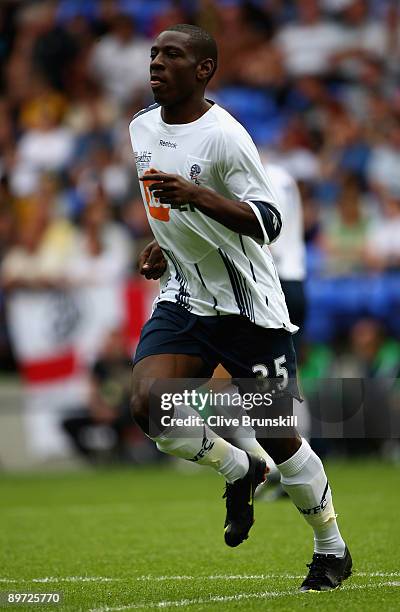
[1,460,399,611]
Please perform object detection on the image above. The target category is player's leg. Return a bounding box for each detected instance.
[131,301,268,546]
[270,431,352,591]
[212,364,270,462]
[131,351,268,547]
[222,281,307,463]
[131,353,251,482]
[219,321,351,590]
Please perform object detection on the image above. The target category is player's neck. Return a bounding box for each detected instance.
[161,97,212,125]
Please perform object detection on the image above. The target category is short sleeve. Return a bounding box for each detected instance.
[216,124,282,245]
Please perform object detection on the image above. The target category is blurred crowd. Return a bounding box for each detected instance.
[0,1,399,384]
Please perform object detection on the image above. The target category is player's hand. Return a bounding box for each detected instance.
[140,172,197,207]
[138,240,167,280]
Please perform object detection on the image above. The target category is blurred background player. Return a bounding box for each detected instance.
[267,163,306,348]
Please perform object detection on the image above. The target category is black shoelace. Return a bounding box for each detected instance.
[304,554,335,586]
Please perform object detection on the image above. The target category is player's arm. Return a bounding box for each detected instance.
[140,174,269,241]
[216,123,283,246]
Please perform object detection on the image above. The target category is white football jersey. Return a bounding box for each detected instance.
[129,102,297,333]
[266,164,306,281]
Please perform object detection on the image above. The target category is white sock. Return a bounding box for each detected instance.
[151,405,249,483]
[231,432,281,480]
[277,439,346,557]
[233,436,268,461]
[214,384,273,470]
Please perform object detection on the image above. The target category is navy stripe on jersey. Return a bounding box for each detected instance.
[132,103,160,121]
[160,274,172,294]
[164,249,192,311]
[194,263,207,288]
[194,263,220,315]
[159,247,172,294]
[218,249,255,322]
[235,265,255,322]
[250,201,282,243]
[239,234,257,282]
[212,296,219,314]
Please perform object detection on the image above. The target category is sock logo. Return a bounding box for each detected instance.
[190,428,214,462]
[296,480,329,516]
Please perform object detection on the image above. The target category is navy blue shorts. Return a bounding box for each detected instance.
[133,301,301,400]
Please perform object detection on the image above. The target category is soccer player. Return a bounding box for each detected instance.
[129,24,351,591]
[266,163,307,346]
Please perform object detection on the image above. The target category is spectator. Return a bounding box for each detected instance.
[0,201,15,264]
[365,188,400,272]
[89,14,150,105]
[30,0,78,91]
[275,0,346,77]
[349,318,400,378]
[367,116,400,199]
[11,82,74,197]
[269,117,321,182]
[319,107,370,187]
[345,319,400,450]
[65,197,133,363]
[320,174,370,276]
[331,0,398,80]
[212,2,266,87]
[1,193,75,291]
[62,327,154,464]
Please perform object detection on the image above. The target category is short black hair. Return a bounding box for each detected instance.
[164,23,218,82]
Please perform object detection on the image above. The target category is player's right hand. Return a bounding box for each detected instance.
[138,240,167,280]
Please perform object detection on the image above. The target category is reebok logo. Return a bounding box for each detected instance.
[160,139,177,148]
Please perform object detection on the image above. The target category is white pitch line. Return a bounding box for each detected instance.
[89,589,296,611]
[89,581,400,612]
[1,503,134,515]
[135,571,400,581]
[0,577,121,584]
[136,576,194,582]
[1,572,400,584]
[358,572,400,577]
[135,574,303,581]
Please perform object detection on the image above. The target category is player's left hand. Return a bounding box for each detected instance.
[140,173,197,207]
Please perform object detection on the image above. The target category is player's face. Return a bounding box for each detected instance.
[149,31,200,106]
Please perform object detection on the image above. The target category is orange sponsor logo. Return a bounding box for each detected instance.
[143,169,170,222]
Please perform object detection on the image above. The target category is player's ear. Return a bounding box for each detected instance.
[197,58,214,83]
